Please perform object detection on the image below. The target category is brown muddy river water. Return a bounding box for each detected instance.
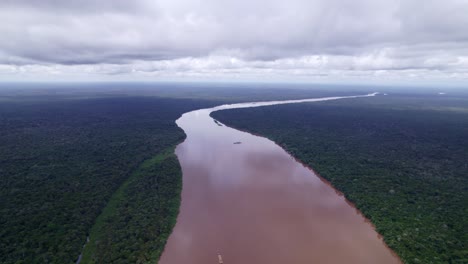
[159,93,401,264]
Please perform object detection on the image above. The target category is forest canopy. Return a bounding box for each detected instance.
[212,93,468,264]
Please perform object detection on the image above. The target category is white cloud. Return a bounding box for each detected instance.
[0,0,467,82]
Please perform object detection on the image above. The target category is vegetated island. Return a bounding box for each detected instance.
[212,93,468,264]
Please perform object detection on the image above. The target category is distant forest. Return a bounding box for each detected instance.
[212,94,468,264]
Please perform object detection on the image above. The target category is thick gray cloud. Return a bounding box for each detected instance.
[1,0,467,82]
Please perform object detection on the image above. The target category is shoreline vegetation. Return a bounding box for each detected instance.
[212,94,468,264]
[80,148,182,264]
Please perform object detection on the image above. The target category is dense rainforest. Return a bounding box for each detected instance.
[0,83,363,263]
[0,96,218,264]
[2,84,466,264]
[212,93,468,264]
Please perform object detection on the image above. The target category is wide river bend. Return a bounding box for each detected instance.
[159,93,401,264]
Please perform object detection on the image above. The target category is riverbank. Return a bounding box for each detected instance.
[211,94,468,263]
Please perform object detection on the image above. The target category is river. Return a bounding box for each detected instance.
[159,93,401,264]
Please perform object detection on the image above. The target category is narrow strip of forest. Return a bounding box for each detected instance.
[80,148,182,263]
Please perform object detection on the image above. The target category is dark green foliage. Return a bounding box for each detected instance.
[212,94,468,264]
[81,150,182,264]
[0,97,217,264]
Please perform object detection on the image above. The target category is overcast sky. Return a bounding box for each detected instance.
[1,0,467,84]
